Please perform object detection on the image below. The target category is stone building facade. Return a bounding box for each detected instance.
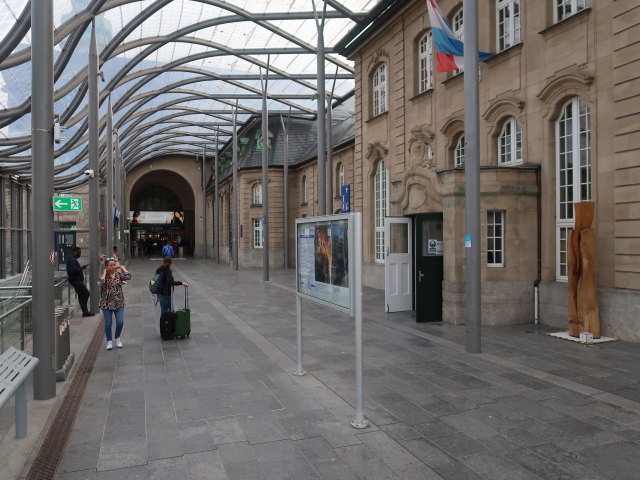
[336,0,640,337]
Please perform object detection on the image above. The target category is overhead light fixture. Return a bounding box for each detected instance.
[10,175,19,181]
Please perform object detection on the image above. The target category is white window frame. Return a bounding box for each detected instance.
[337,162,344,190]
[253,218,263,248]
[498,117,523,165]
[252,183,262,205]
[487,211,505,267]
[373,63,388,116]
[452,8,464,74]
[497,0,520,52]
[455,135,465,168]
[301,175,308,203]
[556,97,591,280]
[374,160,388,263]
[555,0,587,23]
[419,31,434,93]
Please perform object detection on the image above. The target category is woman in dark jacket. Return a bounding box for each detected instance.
[156,256,188,315]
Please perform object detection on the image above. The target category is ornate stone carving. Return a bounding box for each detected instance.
[368,48,389,70]
[408,127,435,170]
[365,142,388,162]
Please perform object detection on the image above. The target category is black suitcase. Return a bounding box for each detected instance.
[160,311,175,340]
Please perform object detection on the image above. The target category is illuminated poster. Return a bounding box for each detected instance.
[297,214,353,315]
[129,211,184,225]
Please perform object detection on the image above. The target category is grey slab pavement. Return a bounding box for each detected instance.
[14,259,640,479]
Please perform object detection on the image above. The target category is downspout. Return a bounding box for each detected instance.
[534,165,542,325]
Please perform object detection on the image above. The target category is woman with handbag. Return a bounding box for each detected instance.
[99,257,132,350]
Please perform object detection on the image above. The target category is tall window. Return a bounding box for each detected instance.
[301,175,308,203]
[419,31,434,93]
[455,135,465,167]
[373,64,388,116]
[487,211,505,267]
[499,117,523,165]
[252,183,262,205]
[556,97,591,279]
[374,161,388,262]
[556,0,587,22]
[253,218,263,248]
[337,162,344,190]
[451,9,464,74]
[497,0,520,51]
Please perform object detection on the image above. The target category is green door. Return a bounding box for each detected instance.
[415,213,443,322]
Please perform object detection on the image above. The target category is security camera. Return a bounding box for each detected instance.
[98,71,105,82]
[84,169,95,178]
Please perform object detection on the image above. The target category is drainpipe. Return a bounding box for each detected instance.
[534,165,542,325]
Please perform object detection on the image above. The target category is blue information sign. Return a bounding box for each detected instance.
[341,185,350,213]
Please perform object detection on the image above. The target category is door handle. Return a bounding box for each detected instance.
[418,270,424,283]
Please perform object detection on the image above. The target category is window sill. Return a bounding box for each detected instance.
[366,111,388,124]
[539,8,591,36]
[300,202,308,207]
[410,88,434,102]
[484,42,522,67]
[487,264,504,268]
[250,203,262,208]
[442,71,463,87]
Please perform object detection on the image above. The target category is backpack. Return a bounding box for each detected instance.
[162,244,174,257]
[149,271,164,295]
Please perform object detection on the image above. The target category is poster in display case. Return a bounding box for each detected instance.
[296,213,355,316]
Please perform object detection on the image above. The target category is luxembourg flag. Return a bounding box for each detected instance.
[426,0,493,72]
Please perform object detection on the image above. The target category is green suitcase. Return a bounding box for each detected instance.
[174,286,191,339]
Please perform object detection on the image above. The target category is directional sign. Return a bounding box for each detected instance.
[52,196,83,211]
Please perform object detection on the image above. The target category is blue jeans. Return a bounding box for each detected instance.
[158,294,172,315]
[102,306,124,341]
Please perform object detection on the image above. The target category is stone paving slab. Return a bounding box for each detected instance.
[47,259,640,479]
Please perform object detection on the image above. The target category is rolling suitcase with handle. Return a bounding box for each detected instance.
[174,286,191,339]
[160,310,175,340]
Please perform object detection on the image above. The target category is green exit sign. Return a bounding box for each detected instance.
[52,196,83,211]
[123,229,130,233]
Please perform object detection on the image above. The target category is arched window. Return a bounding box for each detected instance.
[374,161,388,262]
[252,183,262,205]
[556,0,587,23]
[497,0,520,52]
[455,135,465,167]
[373,64,388,116]
[336,162,344,190]
[419,31,434,93]
[556,97,591,279]
[498,117,523,165]
[301,175,308,203]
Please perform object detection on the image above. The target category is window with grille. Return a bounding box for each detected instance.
[252,183,262,205]
[497,0,520,52]
[498,117,523,165]
[253,218,263,248]
[455,135,465,167]
[452,8,464,74]
[337,162,344,190]
[373,64,388,116]
[556,97,591,280]
[301,175,308,203]
[487,211,505,267]
[374,161,388,263]
[419,31,433,93]
[555,0,587,23]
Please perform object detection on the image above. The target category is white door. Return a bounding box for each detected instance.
[384,217,413,312]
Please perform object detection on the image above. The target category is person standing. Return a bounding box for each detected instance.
[66,246,94,317]
[99,257,132,350]
[156,256,188,315]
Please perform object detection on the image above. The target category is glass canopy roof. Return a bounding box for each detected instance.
[0,0,378,186]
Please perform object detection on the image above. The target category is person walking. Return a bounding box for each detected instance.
[66,246,94,317]
[161,240,175,258]
[156,256,188,315]
[99,257,132,350]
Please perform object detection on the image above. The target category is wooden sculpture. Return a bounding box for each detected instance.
[567,202,600,338]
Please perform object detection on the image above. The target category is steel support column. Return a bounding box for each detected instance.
[106,97,114,261]
[215,131,219,264]
[261,62,270,281]
[88,21,100,314]
[31,0,56,400]
[231,103,238,271]
[280,113,289,269]
[313,1,327,215]
[464,0,481,354]
[202,147,206,259]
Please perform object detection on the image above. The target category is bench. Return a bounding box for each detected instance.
[0,347,39,439]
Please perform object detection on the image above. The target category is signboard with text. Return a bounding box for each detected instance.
[296,213,355,316]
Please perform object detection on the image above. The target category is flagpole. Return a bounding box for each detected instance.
[464,0,481,353]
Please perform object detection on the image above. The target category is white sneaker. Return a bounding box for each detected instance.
[106,341,113,350]
[115,338,123,348]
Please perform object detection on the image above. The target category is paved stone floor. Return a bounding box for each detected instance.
[52,258,640,479]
